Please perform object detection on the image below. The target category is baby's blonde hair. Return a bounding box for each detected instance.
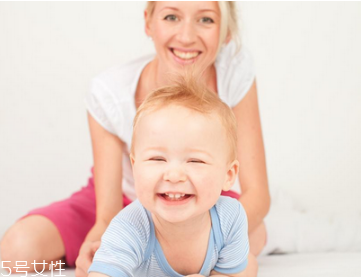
[130,75,238,162]
[145,1,240,53]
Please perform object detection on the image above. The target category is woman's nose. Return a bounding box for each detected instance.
[176,20,197,46]
[163,165,187,183]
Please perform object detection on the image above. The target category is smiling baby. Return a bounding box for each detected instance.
[88,76,250,277]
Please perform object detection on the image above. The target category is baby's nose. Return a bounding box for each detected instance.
[163,166,187,183]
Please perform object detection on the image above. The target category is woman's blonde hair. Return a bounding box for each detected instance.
[145,1,240,52]
[131,74,238,162]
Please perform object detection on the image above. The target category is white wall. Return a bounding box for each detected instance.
[240,2,361,215]
[1,2,360,241]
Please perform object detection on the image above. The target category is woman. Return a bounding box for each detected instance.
[1,2,270,276]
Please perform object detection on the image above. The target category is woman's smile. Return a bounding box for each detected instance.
[169,47,202,65]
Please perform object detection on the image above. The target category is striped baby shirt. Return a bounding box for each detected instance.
[88,196,249,277]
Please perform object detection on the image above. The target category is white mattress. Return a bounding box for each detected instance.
[258,252,361,277]
[1,252,361,277]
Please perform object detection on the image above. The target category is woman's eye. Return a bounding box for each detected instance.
[200,17,214,24]
[164,15,178,21]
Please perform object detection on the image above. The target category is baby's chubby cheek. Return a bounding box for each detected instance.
[133,168,158,195]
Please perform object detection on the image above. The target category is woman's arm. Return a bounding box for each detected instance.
[87,112,125,229]
[75,113,125,277]
[232,80,271,234]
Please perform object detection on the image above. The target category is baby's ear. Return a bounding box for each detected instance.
[130,154,135,167]
[222,160,239,191]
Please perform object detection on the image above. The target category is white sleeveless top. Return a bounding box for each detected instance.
[85,42,255,200]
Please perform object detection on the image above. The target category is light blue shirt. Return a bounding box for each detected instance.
[88,196,249,277]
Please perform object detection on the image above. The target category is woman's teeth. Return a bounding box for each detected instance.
[173,49,200,60]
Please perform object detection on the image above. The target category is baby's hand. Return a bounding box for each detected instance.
[75,241,101,277]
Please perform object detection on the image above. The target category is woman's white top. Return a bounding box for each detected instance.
[85,42,255,200]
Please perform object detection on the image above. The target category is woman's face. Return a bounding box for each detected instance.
[145,1,221,74]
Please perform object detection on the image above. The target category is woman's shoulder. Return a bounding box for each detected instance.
[216,41,254,70]
[92,54,154,95]
[216,42,256,107]
[85,54,154,137]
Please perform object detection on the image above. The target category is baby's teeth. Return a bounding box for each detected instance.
[164,193,187,199]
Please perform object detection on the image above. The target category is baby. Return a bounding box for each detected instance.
[88,77,250,277]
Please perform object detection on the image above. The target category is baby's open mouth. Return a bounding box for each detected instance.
[170,48,201,60]
[158,193,193,201]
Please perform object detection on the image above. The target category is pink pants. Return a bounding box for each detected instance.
[22,168,240,267]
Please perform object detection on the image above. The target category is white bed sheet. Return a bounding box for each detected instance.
[258,252,361,277]
[1,252,361,277]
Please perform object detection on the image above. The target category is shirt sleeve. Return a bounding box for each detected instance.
[84,76,123,137]
[88,217,146,277]
[213,200,250,274]
[217,43,256,108]
[229,47,256,107]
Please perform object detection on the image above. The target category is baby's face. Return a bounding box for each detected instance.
[131,104,237,224]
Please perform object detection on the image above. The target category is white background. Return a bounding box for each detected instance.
[1,1,361,246]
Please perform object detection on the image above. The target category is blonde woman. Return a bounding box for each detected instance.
[1,2,270,276]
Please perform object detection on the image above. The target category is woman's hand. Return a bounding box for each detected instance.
[75,240,101,277]
[75,220,109,277]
